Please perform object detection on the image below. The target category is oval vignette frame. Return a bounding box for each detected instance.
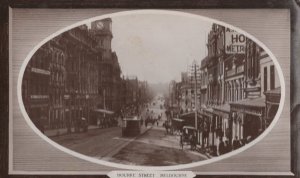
[17,10,286,171]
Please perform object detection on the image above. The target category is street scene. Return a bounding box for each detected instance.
[51,95,207,165]
[21,14,281,166]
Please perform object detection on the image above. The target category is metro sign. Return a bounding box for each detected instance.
[225,28,246,54]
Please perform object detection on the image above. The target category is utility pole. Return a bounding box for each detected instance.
[190,60,201,145]
[190,60,200,130]
[193,61,198,130]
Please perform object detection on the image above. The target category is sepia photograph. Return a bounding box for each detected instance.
[20,12,282,166]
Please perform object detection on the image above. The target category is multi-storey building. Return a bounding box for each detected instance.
[62,24,99,131]
[22,18,124,133]
[124,76,139,107]
[22,44,51,133]
[178,72,192,113]
[48,38,66,130]
[91,19,122,114]
[260,51,281,126]
[197,24,281,152]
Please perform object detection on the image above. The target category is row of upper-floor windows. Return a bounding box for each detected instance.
[263,65,276,92]
[22,79,49,98]
[30,51,50,70]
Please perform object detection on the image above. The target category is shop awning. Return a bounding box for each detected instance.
[172,118,184,122]
[180,112,202,122]
[265,87,281,106]
[204,107,214,113]
[212,104,230,118]
[183,126,196,130]
[93,109,114,115]
[230,97,266,108]
[199,107,214,117]
[264,87,281,96]
[213,104,230,113]
[180,112,201,118]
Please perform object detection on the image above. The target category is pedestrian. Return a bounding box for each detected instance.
[180,132,183,150]
[164,121,168,134]
[191,134,197,151]
[189,134,193,150]
[225,140,232,153]
[156,120,159,126]
[233,136,239,150]
[218,138,225,155]
[238,139,243,148]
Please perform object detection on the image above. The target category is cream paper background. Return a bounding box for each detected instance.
[10,9,290,174]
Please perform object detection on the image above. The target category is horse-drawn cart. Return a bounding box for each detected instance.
[180,126,197,150]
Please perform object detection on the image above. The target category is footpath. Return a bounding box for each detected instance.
[44,125,99,137]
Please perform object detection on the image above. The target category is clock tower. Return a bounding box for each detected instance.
[91,18,113,51]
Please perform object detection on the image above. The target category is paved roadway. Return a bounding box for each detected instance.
[109,127,207,166]
[50,95,208,166]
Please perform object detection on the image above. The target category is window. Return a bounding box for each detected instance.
[22,80,27,99]
[264,67,268,92]
[270,65,275,89]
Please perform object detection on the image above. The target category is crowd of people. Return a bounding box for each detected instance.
[97,117,118,129]
[144,109,162,127]
[217,136,250,156]
[121,104,140,118]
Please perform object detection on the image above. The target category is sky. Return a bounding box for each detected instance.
[109,13,212,84]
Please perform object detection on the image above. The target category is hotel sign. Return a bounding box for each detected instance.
[225,28,246,54]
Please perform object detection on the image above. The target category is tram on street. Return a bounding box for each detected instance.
[122,116,141,137]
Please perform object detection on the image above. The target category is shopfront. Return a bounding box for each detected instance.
[93,108,114,128]
[199,108,214,147]
[213,104,230,141]
[230,97,265,142]
[264,87,281,127]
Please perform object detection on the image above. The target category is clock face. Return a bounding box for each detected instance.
[96,22,104,30]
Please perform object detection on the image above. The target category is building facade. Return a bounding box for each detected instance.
[22,44,51,132]
[168,23,281,155]
[22,18,125,133]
